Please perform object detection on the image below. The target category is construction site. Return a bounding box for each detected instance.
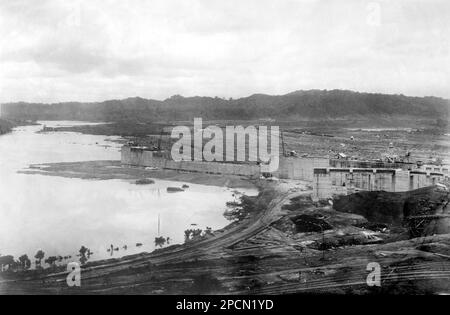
[1,123,449,295]
[121,128,449,201]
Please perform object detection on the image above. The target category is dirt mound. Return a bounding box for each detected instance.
[333,191,406,225]
[291,214,333,233]
[334,186,449,236]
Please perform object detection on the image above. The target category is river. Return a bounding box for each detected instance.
[0,121,256,265]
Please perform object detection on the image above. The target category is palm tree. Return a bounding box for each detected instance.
[79,246,88,257]
[18,254,31,270]
[79,255,87,265]
[154,236,166,248]
[44,256,58,268]
[34,250,45,267]
[205,227,213,236]
[184,229,192,242]
[192,229,202,240]
[0,255,15,271]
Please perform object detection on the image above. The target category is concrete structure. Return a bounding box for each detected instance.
[272,156,329,180]
[121,145,448,200]
[329,159,417,170]
[121,146,328,180]
[312,168,447,200]
[419,164,449,175]
[122,146,261,177]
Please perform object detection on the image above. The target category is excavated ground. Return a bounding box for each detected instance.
[1,165,449,294]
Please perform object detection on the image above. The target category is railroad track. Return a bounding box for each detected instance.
[0,190,298,293]
[233,261,450,294]
[2,188,449,295]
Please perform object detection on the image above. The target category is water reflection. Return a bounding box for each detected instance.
[0,121,257,269]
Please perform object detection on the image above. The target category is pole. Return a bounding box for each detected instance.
[158,213,160,236]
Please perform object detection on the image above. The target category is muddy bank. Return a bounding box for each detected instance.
[333,186,449,225]
[5,159,450,294]
[19,160,257,190]
[2,184,450,295]
[0,119,36,135]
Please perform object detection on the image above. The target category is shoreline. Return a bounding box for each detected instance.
[1,176,449,294]
[2,125,449,294]
[0,119,38,135]
[0,160,263,276]
[2,161,266,278]
[20,160,258,190]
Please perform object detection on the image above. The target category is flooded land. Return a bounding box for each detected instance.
[0,122,257,266]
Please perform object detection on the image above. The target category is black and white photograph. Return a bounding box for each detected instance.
[0,0,449,300]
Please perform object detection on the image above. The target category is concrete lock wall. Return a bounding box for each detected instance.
[122,146,447,190]
[374,171,395,191]
[420,164,450,175]
[408,171,445,190]
[313,169,333,200]
[313,169,348,200]
[312,167,446,200]
[394,170,410,192]
[330,159,416,170]
[122,146,330,180]
[121,146,261,177]
[275,156,329,180]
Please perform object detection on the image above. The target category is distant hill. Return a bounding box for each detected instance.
[1,90,449,124]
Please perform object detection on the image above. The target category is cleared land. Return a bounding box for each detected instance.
[43,121,450,164]
[1,161,449,294]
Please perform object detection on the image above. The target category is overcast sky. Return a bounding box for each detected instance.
[0,0,449,103]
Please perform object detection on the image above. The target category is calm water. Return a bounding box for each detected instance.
[0,121,256,265]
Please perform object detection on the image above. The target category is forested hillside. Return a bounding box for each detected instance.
[2,90,448,123]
